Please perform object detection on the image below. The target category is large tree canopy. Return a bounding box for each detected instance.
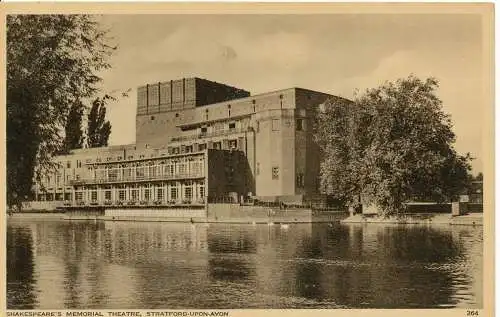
[314,76,472,216]
[7,15,115,209]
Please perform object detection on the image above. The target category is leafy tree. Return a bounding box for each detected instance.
[313,97,367,208]
[315,75,472,216]
[87,96,112,148]
[61,101,85,153]
[7,15,115,211]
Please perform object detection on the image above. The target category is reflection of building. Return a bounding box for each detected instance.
[34,77,347,207]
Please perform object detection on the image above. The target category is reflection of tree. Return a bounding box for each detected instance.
[7,226,37,309]
[284,224,470,308]
[451,227,483,308]
[372,226,462,263]
[83,224,109,308]
[293,238,324,300]
[23,221,110,308]
[321,224,465,308]
[207,225,256,283]
[58,221,109,308]
[288,224,354,303]
[62,222,84,308]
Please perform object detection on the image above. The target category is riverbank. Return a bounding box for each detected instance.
[7,206,348,224]
[62,210,348,224]
[8,209,483,226]
[341,213,483,226]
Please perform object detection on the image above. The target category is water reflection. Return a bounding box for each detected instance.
[7,226,37,309]
[7,219,482,309]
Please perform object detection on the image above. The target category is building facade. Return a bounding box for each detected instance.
[34,77,349,207]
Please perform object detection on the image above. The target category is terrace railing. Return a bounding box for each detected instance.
[69,172,204,185]
[68,198,205,207]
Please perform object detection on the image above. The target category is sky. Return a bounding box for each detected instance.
[96,13,488,174]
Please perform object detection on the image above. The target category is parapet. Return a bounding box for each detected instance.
[137,77,250,115]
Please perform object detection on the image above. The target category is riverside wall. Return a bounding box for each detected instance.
[63,207,206,222]
[206,203,348,223]
[12,201,483,225]
[56,204,348,223]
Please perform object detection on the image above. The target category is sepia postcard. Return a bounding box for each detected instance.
[0,2,495,317]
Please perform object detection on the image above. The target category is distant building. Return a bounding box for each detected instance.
[469,180,483,203]
[34,77,349,207]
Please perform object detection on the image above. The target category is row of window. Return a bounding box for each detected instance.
[73,183,204,202]
[90,161,204,181]
[169,139,239,154]
[64,160,82,169]
[69,187,185,202]
[46,161,204,186]
[198,121,237,133]
[63,150,200,168]
[180,117,251,137]
[179,117,304,139]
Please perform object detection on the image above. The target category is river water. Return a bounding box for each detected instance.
[7,218,483,309]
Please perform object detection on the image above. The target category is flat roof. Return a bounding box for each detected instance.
[137,77,250,93]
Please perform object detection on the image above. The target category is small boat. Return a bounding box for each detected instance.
[280,223,289,229]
